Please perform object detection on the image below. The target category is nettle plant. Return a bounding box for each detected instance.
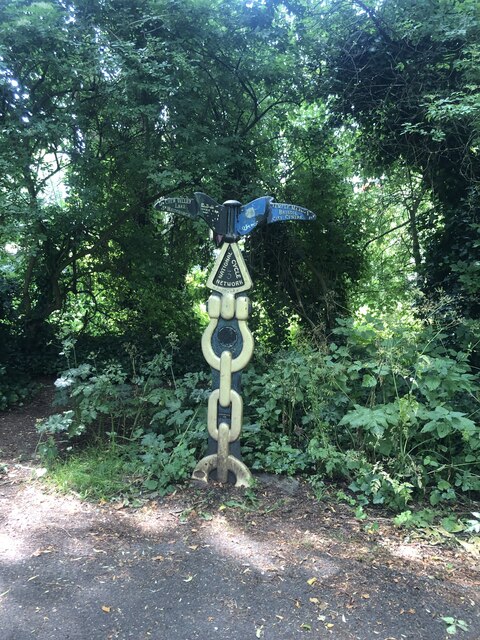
[37,313,479,508]
[329,317,479,508]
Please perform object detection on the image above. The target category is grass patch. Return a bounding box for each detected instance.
[46,444,133,501]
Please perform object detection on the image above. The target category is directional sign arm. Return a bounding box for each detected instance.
[267,202,316,224]
[155,193,316,239]
[236,196,273,236]
[194,192,224,233]
[154,196,199,220]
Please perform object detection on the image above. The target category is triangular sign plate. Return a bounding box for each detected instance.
[207,243,252,294]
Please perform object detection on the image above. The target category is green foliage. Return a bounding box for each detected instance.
[0,365,38,411]
[2,0,478,518]
[0,0,313,356]
[37,342,209,496]
[134,420,204,495]
[465,511,480,534]
[38,308,479,510]
[241,312,479,510]
[41,341,207,436]
[442,617,469,636]
[393,508,436,529]
[0,0,369,378]
[46,445,133,501]
[251,436,309,476]
[318,0,480,318]
[36,409,84,462]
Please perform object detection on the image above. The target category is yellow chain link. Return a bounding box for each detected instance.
[207,389,242,442]
[201,295,254,372]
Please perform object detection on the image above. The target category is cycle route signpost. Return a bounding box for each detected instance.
[155,192,316,487]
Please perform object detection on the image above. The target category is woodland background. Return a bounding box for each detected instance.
[0,0,479,519]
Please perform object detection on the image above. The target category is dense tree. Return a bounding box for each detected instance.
[309,0,480,317]
[247,106,364,341]
[0,0,294,345]
[1,0,365,363]
[1,0,478,362]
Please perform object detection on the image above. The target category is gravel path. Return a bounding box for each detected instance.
[0,388,479,640]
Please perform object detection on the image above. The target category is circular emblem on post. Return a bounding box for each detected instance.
[217,326,238,349]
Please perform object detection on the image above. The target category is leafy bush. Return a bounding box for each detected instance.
[241,312,479,510]
[36,343,209,494]
[133,421,204,495]
[251,435,310,475]
[0,365,38,411]
[38,313,479,509]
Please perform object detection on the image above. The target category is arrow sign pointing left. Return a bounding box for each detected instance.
[154,196,199,220]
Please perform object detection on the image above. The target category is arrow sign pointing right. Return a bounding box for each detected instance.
[267,202,316,224]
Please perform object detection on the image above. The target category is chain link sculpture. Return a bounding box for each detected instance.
[155,194,316,486]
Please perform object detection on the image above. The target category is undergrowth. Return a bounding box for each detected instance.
[46,443,132,501]
[36,311,480,515]
[0,365,39,410]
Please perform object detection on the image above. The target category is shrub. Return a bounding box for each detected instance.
[242,313,479,510]
[36,344,209,494]
[0,365,39,411]
[37,313,479,509]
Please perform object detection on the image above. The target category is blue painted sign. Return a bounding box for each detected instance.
[268,203,317,225]
[236,196,273,235]
[237,198,316,235]
[155,193,316,239]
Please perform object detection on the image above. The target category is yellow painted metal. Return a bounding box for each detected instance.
[220,292,235,320]
[226,456,252,487]
[201,316,253,373]
[219,351,232,407]
[192,454,252,488]
[207,389,242,442]
[231,320,254,371]
[235,296,249,320]
[207,294,221,318]
[193,241,253,486]
[191,455,217,484]
[216,422,230,483]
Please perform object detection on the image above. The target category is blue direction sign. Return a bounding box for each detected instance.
[237,198,316,236]
[236,196,272,235]
[267,203,317,225]
[155,193,316,240]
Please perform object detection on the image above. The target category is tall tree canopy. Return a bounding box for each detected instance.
[313,0,480,316]
[0,0,364,361]
[1,0,478,371]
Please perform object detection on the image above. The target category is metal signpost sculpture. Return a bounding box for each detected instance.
[155,193,316,487]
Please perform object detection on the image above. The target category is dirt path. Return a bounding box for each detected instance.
[0,387,479,640]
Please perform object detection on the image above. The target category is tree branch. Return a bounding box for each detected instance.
[362,219,410,250]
